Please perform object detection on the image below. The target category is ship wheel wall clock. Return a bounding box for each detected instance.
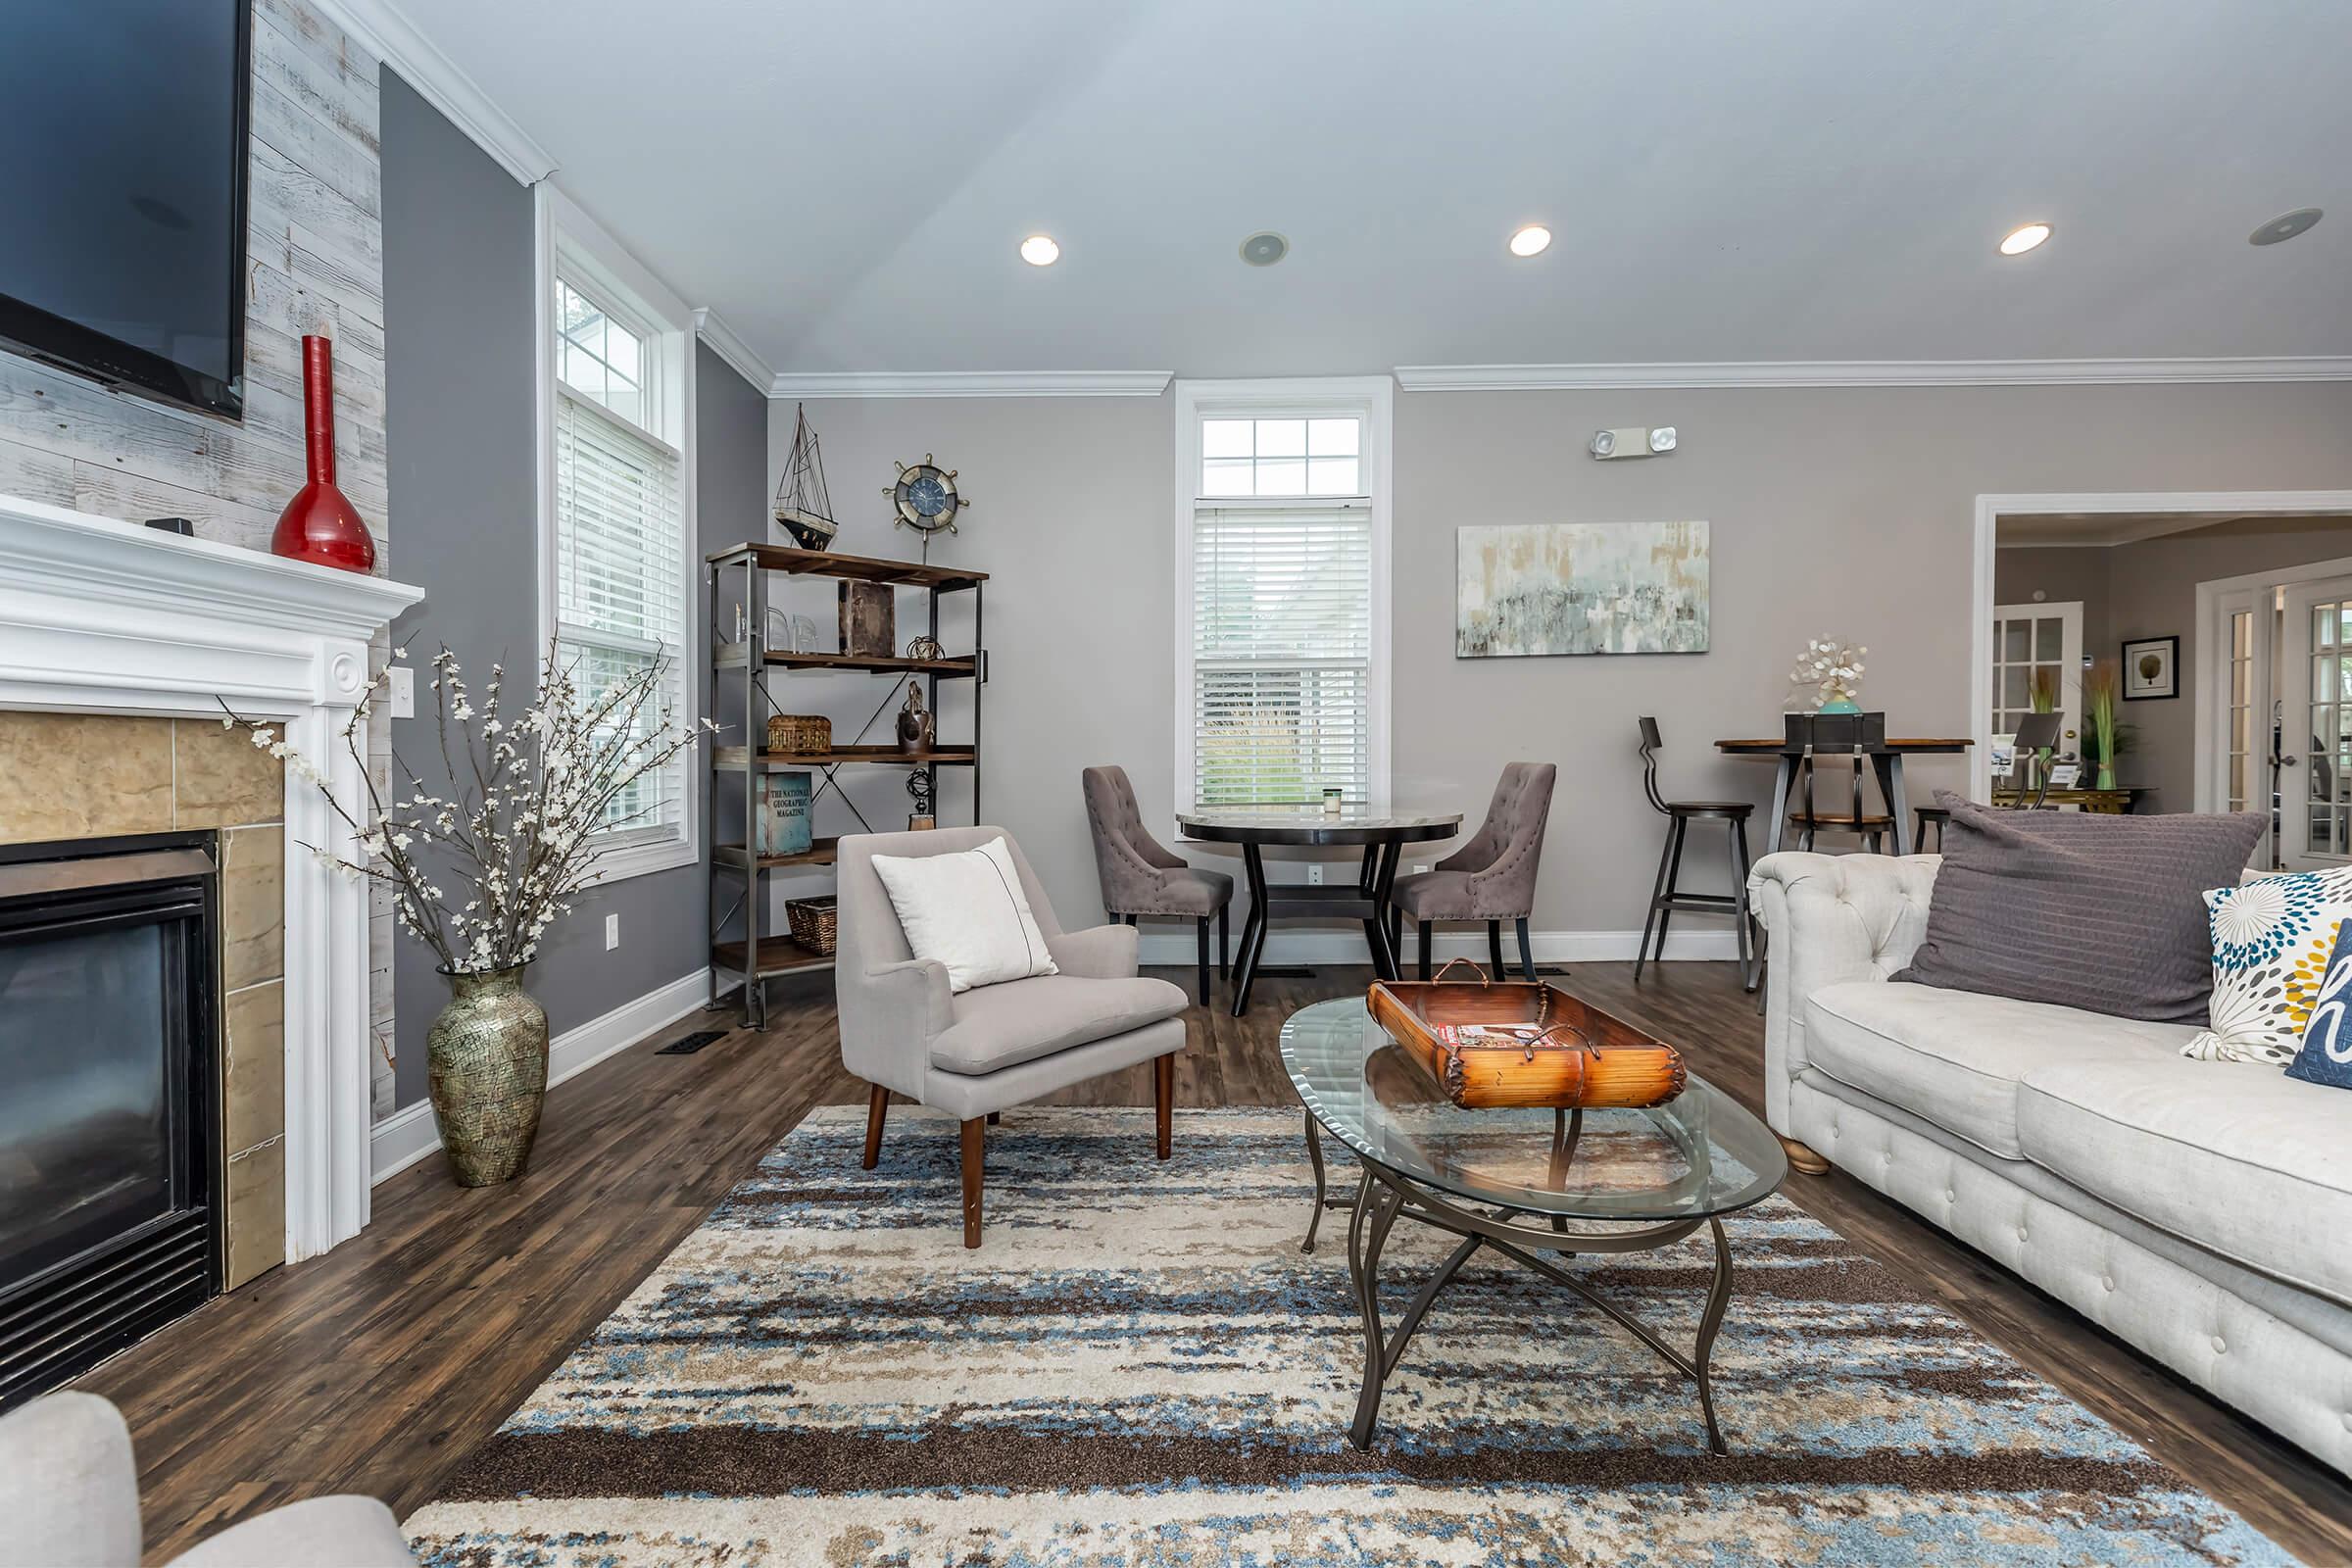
[886,454,967,561]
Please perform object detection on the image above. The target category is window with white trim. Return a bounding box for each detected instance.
[1176,381,1391,812]
[543,207,695,878]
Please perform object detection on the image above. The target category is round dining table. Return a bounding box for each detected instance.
[1175,808,1461,1015]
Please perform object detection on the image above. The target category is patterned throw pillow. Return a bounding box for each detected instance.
[2286,917,2352,1090]
[2190,868,2352,1063]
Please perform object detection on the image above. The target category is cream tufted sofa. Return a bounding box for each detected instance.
[1751,850,2352,1475]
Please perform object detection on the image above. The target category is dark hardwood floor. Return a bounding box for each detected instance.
[75,960,2352,1563]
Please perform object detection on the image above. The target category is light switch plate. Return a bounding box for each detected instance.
[605,912,620,951]
[386,665,415,719]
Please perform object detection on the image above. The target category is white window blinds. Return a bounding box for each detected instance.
[553,381,685,841]
[1190,501,1373,808]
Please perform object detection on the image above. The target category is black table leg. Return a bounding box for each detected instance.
[1873,752,1913,856]
[1230,841,1273,1017]
[1765,754,1796,857]
[1362,838,1402,979]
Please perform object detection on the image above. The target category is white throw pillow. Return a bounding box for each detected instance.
[869,836,1057,993]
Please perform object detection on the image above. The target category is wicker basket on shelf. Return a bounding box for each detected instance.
[786,895,839,956]
[766,713,831,754]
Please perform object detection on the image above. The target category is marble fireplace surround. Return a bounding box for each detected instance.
[0,492,420,1262]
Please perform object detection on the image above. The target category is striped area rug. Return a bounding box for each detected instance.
[406,1106,2293,1566]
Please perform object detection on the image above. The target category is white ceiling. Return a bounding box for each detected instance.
[393,0,2352,378]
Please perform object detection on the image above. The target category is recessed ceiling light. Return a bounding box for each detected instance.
[1508,223,1552,258]
[2250,208,2323,246]
[1998,221,2052,257]
[1019,234,1059,267]
[1239,231,1289,267]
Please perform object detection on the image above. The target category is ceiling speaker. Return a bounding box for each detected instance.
[1239,231,1289,267]
[2249,208,2323,246]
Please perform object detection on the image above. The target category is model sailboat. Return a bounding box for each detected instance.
[772,403,838,550]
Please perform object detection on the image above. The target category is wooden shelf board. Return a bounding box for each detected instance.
[711,938,834,978]
[711,645,978,676]
[706,541,986,590]
[715,745,978,769]
[713,838,841,871]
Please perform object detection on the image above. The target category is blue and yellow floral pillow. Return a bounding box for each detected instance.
[2287,917,2352,1090]
[2191,868,2352,1064]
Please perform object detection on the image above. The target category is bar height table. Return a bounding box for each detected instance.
[1176,809,1461,1016]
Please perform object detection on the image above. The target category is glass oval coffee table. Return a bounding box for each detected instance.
[1280,996,1788,1452]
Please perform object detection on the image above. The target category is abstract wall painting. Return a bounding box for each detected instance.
[1455,521,1710,658]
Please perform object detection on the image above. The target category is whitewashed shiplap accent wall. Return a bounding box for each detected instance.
[0,0,401,1119]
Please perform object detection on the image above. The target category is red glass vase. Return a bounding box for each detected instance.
[270,335,376,572]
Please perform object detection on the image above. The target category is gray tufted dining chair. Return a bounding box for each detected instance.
[1386,762,1557,981]
[1082,765,1234,1003]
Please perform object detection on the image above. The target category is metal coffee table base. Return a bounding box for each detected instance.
[1337,1157,1736,1454]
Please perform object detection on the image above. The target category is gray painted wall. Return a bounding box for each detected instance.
[780,382,2352,946]
[381,74,765,1108]
[1999,521,2352,809]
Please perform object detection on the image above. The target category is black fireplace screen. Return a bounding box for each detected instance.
[0,833,220,1408]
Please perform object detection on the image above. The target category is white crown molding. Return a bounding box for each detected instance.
[692,309,775,394]
[1394,358,2352,391]
[766,369,1175,401]
[311,0,558,186]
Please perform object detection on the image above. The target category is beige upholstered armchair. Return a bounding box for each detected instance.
[835,826,1188,1248]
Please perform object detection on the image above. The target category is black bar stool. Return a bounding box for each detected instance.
[1635,717,1756,989]
[1785,711,1892,852]
[1914,805,1950,851]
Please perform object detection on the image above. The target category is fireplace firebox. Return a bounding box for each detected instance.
[0,831,221,1408]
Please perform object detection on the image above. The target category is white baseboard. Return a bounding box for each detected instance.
[1132,926,1743,965]
[369,967,713,1184]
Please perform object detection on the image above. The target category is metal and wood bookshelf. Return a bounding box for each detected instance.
[706,542,987,1027]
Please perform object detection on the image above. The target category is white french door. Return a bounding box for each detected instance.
[2278,576,2352,872]
[1989,602,2083,781]
[2211,588,2275,867]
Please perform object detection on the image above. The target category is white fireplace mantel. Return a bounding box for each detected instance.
[0,493,422,1262]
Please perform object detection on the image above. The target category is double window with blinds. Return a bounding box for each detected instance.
[1175,380,1392,814]
[541,196,697,881]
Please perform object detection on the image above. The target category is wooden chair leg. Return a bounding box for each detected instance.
[959,1117,986,1249]
[1196,916,1211,1004]
[986,1110,1001,1125]
[1417,921,1433,982]
[1515,917,1535,980]
[1487,920,1505,975]
[1218,903,1230,978]
[862,1084,889,1170]
[1154,1052,1174,1160]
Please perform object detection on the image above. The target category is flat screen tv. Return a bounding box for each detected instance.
[0,2,253,419]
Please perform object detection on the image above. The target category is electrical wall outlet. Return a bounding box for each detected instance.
[386,665,414,719]
[605,912,620,951]
[1307,862,1324,886]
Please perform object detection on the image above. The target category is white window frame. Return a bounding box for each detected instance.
[535,184,701,884]
[1172,376,1394,819]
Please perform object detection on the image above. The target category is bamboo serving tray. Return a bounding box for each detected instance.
[1366,960,1688,1110]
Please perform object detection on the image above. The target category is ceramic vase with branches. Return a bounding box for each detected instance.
[225,640,713,1184]
[1789,638,1867,713]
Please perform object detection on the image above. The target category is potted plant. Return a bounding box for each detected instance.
[1789,637,1866,713]
[226,642,712,1185]
[2082,660,2130,791]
